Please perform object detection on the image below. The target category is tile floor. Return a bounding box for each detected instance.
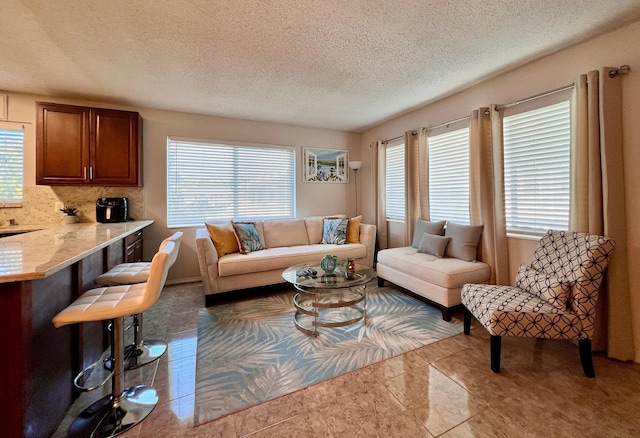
[54,282,640,438]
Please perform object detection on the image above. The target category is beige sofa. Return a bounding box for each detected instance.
[376,219,491,321]
[196,216,376,305]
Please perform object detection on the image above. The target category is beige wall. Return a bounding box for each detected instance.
[1,93,361,283]
[360,20,640,361]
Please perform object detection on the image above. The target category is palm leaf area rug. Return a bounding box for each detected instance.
[194,282,462,425]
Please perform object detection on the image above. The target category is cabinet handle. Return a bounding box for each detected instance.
[89,167,94,179]
[83,167,87,179]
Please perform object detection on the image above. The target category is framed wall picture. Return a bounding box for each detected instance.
[303,148,349,183]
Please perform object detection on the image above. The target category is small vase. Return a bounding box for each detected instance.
[64,216,78,224]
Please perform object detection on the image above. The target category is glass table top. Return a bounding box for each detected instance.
[282,261,374,289]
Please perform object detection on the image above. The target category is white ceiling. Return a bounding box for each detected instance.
[3,1,640,132]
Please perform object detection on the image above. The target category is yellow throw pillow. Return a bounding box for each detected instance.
[205,222,240,257]
[346,215,362,243]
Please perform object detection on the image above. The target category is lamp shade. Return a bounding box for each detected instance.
[348,160,362,170]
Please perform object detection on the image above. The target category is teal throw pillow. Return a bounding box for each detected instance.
[232,222,263,254]
[322,218,348,245]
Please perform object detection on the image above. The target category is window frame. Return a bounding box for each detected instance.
[385,139,405,222]
[166,137,296,227]
[428,125,470,225]
[0,123,25,207]
[502,96,571,237]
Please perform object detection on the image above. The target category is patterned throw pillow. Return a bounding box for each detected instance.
[232,222,263,254]
[515,264,571,310]
[322,217,348,244]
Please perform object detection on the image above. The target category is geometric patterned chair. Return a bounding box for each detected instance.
[461,230,616,377]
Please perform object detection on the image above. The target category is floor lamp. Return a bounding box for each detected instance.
[348,160,362,215]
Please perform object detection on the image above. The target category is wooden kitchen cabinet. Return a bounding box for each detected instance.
[36,102,142,186]
[124,229,144,262]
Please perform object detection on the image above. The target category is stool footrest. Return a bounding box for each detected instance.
[73,357,114,392]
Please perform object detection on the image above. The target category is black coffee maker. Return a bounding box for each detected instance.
[96,198,129,223]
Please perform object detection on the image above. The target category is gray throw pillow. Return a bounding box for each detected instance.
[411,219,446,248]
[444,222,484,261]
[417,233,451,258]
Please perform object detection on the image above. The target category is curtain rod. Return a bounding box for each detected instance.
[383,114,472,144]
[494,84,574,111]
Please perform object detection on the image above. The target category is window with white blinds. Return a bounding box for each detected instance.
[503,100,570,235]
[385,142,405,221]
[167,138,296,227]
[428,127,470,224]
[0,127,24,207]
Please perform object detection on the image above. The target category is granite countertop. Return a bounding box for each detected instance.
[0,220,154,283]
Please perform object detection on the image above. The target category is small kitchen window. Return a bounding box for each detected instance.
[0,124,24,207]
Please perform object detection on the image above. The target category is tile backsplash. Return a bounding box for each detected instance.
[0,186,144,226]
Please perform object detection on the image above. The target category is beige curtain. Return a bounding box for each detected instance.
[374,140,388,250]
[404,129,430,246]
[469,107,509,285]
[570,68,634,360]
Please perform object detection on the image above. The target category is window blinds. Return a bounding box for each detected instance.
[385,143,405,221]
[428,127,470,224]
[0,127,24,206]
[167,138,296,227]
[503,100,570,235]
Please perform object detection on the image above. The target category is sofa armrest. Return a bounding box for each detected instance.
[195,228,219,294]
[358,223,377,268]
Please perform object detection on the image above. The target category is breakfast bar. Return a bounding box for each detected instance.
[0,220,153,438]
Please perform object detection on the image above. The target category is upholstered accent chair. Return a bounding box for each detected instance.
[461,230,616,377]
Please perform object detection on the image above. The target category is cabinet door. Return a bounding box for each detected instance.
[36,103,90,185]
[90,108,142,186]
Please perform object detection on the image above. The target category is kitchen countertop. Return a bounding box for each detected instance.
[0,220,154,283]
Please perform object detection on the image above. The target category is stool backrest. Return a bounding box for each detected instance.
[162,231,183,267]
[141,239,181,310]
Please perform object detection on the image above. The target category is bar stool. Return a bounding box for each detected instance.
[95,232,183,369]
[52,239,179,438]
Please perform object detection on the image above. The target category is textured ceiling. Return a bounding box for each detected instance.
[3,1,640,132]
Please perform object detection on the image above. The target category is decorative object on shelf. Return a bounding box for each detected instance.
[60,205,79,224]
[345,258,356,272]
[320,254,338,273]
[303,148,349,183]
[348,160,362,215]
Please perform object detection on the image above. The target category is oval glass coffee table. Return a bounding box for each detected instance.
[282,261,375,336]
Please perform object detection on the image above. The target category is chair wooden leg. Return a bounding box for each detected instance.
[463,309,471,335]
[490,335,501,373]
[579,339,595,378]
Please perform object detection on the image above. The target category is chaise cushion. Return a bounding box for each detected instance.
[444,222,483,261]
[412,219,446,248]
[417,233,451,258]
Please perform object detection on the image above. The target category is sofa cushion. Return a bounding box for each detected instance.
[262,219,309,248]
[377,246,490,289]
[346,215,362,243]
[444,222,483,261]
[412,219,446,248]
[417,233,451,258]
[515,264,571,310]
[205,222,240,257]
[232,222,264,254]
[217,243,367,277]
[322,217,348,244]
[304,216,326,244]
